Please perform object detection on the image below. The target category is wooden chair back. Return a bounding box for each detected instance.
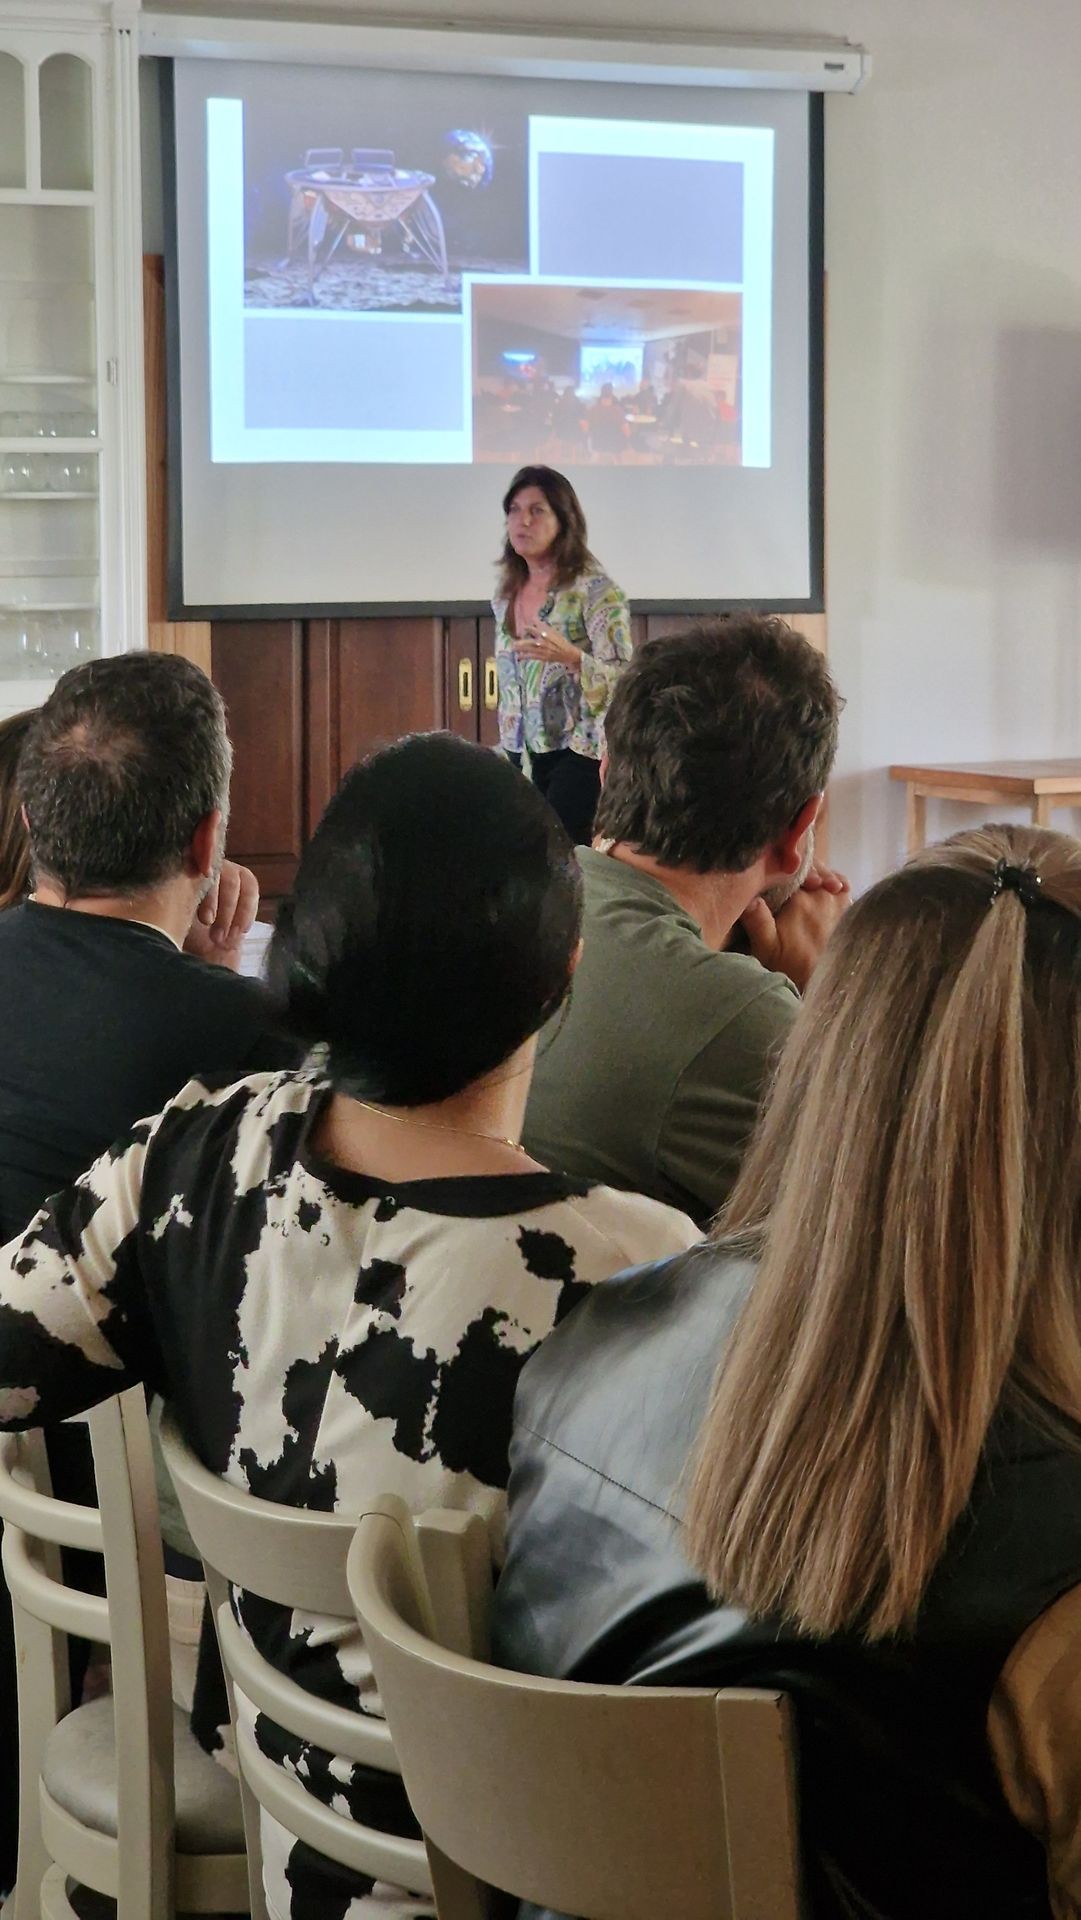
[348,1494,803,1920]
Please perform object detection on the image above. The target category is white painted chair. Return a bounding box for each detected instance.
[0,1389,248,1920]
[348,1494,804,1920]
[158,1411,489,1920]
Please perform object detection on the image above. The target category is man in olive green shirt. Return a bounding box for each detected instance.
[524,616,848,1227]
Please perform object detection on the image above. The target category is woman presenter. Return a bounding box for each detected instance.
[493,464,632,843]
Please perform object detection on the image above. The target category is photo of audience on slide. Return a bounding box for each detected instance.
[240,70,529,314]
[472,285,743,466]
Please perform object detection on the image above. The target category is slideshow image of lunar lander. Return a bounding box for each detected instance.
[284,148,449,300]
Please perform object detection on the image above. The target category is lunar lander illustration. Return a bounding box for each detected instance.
[284,148,449,298]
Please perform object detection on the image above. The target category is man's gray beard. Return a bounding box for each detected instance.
[760,823,816,916]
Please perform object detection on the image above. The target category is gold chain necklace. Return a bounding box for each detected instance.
[351,1099,528,1157]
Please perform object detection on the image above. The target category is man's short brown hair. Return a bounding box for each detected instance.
[595,615,841,874]
[19,652,231,898]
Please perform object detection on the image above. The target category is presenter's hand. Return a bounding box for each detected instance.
[513,622,582,670]
[185,860,260,972]
[740,876,851,993]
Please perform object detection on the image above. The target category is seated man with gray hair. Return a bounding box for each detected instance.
[0,650,299,1891]
[0,650,298,1242]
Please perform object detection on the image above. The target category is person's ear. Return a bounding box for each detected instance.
[599,753,609,789]
[770,794,823,878]
[567,936,584,980]
[186,809,222,882]
[20,804,28,833]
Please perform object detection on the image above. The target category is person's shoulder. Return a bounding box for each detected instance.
[578,566,626,605]
[141,1065,322,1165]
[578,859,797,1016]
[517,1238,756,1438]
[557,1181,701,1268]
[162,950,299,1056]
[705,945,801,1001]
[0,902,29,947]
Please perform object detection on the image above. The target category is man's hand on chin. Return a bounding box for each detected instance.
[740,868,851,993]
[183,861,260,972]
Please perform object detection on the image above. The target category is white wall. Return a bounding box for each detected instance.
[143,0,1081,886]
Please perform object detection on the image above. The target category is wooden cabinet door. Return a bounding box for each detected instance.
[212,621,304,909]
[445,617,481,743]
[477,615,500,748]
[307,616,448,818]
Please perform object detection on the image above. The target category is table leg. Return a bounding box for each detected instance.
[905,786,927,855]
[1032,797,1054,829]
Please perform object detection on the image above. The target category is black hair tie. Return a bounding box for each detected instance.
[989,857,1044,910]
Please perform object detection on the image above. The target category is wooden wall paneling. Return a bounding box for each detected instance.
[446,618,480,743]
[305,617,338,830]
[211,621,304,906]
[336,618,446,766]
[143,254,211,672]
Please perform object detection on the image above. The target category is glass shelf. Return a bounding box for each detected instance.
[0,440,99,453]
[1,373,95,386]
[1,492,97,501]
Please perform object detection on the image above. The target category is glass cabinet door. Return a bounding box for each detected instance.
[0,41,101,714]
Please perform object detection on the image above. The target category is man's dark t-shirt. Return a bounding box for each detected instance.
[0,902,299,1240]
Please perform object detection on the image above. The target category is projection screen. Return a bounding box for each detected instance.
[167,55,823,613]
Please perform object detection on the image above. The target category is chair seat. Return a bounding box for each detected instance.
[42,1698,246,1854]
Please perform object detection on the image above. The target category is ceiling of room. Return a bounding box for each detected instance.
[472,284,741,341]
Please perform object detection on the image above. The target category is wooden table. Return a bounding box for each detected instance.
[889,760,1081,853]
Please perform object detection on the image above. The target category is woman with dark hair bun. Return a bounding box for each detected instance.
[0,731,697,1920]
[494,464,632,844]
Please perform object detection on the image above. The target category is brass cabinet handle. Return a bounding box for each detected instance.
[483,656,498,709]
[458,658,474,711]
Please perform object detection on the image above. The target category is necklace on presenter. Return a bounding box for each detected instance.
[351,1099,528,1156]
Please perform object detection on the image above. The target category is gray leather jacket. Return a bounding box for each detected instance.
[491,1243,1071,1919]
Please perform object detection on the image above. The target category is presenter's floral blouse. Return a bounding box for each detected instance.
[492,566,632,759]
[0,1067,698,1920]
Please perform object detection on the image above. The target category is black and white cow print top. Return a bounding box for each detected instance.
[0,1069,699,1920]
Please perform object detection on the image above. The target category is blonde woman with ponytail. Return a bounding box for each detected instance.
[494,824,1081,1920]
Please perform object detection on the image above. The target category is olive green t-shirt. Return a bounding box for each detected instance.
[524,849,799,1228]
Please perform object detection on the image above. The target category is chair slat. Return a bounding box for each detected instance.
[215,1602,397,1770]
[233,1721,432,1895]
[2,1529,110,1642]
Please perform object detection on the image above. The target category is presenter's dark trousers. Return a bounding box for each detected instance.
[510,747,601,846]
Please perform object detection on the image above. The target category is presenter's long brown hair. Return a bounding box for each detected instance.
[496,465,598,600]
[686,824,1081,1641]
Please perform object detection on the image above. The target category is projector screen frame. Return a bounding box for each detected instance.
[162,60,825,620]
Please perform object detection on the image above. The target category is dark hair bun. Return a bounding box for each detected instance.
[269,733,582,1105]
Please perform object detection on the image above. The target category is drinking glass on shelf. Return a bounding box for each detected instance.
[1,454,33,493]
[11,614,45,678]
[63,618,98,672]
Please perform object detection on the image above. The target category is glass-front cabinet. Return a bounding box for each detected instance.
[0,13,144,723]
